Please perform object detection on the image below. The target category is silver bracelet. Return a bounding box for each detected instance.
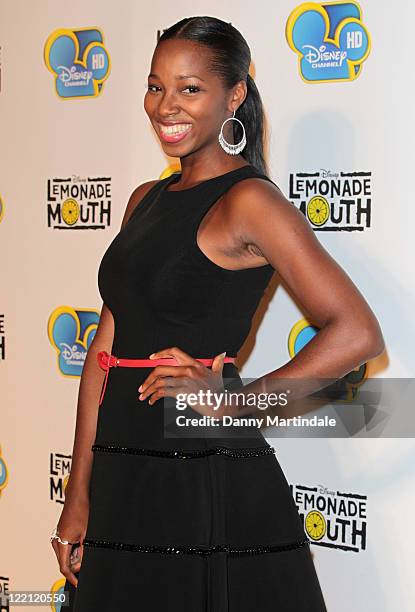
[50,526,78,546]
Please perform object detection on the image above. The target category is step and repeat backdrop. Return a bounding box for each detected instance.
[1,1,414,611]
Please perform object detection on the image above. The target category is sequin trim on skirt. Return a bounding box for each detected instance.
[91,444,276,459]
[82,537,311,556]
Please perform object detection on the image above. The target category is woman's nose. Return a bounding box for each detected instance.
[157,91,180,115]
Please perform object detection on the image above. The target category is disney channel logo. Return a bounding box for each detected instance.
[286,1,371,83]
[0,445,9,495]
[48,306,99,377]
[0,193,4,224]
[289,318,367,402]
[44,27,110,99]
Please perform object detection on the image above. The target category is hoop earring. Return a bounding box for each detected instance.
[218,109,246,155]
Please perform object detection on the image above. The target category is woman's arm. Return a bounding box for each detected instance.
[217,178,385,418]
[63,303,114,501]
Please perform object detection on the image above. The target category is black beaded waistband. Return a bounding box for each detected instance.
[91,443,276,459]
[83,537,310,556]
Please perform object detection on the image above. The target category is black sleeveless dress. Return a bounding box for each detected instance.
[63,164,327,611]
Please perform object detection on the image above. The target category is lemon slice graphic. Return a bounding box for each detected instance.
[305,510,326,540]
[307,196,329,226]
[62,198,79,225]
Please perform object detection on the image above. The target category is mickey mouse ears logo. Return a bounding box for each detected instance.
[44,27,111,99]
[286,1,371,83]
[0,446,9,493]
[48,305,99,376]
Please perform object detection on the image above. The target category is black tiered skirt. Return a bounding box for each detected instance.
[63,364,327,611]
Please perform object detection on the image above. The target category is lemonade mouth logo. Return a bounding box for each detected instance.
[44,27,110,99]
[48,306,99,377]
[0,444,9,496]
[0,314,5,361]
[0,577,10,611]
[286,2,371,83]
[289,318,367,401]
[47,176,111,229]
[289,170,371,231]
[291,482,367,551]
[50,451,71,504]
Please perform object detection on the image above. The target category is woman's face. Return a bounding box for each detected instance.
[144,39,244,158]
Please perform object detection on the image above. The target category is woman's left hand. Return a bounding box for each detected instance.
[137,346,228,417]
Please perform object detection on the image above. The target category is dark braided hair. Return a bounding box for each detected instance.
[157,16,269,177]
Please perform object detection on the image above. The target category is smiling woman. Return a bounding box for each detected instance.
[54,13,384,612]
[142,20,269,176]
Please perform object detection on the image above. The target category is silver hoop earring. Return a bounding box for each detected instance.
[218,110,246,155]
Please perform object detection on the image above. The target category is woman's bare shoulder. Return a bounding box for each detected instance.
[221,173,323,272]
[223,174,302,226]
[120,179,160,228]
[225,175,284,203]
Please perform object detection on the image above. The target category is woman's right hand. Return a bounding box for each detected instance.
[51,494,90,588]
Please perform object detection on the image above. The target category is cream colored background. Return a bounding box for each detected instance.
[0,1,414,610]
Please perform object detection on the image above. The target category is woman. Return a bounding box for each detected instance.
[52,16,385,611]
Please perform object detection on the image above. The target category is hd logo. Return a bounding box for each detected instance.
[286,2,371,83]
[44,27,110,99]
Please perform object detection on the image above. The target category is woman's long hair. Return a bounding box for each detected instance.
[158,16,269,177]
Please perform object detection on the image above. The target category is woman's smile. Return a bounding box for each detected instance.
[157,122,193,143]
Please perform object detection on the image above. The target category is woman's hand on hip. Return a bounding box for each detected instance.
[137,346,228,417]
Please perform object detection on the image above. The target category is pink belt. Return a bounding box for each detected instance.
[96,350,237,406]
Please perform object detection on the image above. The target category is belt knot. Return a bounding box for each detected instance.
[97,351,119,371]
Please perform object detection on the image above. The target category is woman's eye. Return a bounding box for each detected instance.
[145,84,200,94]
[183,85,200,94]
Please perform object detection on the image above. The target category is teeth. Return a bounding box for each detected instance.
[160,124,192,135]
